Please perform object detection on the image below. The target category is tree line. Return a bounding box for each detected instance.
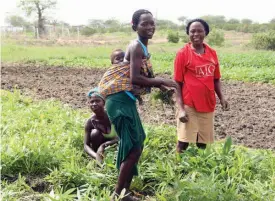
[4,0,275,37]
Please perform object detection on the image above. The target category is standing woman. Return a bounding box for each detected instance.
[99,9,183,200]
[174,19,229,153]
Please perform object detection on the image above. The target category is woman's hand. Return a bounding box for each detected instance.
[220,99,229,111]
[159,85,170,92]
[161,79,178,89]
[96,145,105,163]
[178,109,188,123]
[95,153,103,163]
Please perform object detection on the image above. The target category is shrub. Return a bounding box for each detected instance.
[180,34,189,43]
[252,31,275,50]
[207,29,225,47]
[167,31,179,43]
[80,27,96,36]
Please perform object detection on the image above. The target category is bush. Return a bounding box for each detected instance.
[167,31,179,43]
[80,27,96,36]
[180,34,189,43]
[207,29,225,47]
[252,31,275,50]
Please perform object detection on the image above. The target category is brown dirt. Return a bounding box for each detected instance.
[1,64,275,149]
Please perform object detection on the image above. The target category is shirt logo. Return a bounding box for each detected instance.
[195,64,215,77]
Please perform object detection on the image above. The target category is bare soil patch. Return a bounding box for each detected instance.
[2,64,275,149]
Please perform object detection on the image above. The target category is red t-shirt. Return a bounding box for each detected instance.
[174,43,221,112]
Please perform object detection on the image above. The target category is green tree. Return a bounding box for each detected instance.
[5,15,31,29]
[104,19,120,27]
[18,0,57,37]
[156,19,178,30]
[104,19,121,32]
[252,31,275,50]
[200,15,226,26]
[88,19,105,29]
[178,16,187,25]
[269,18,275,24]
[80,26,96,36]
[167,31,179,43]
[207,29,225,47]
[227,18,240,24]
[241,18,253,25]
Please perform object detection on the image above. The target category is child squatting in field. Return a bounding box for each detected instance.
[83,88,118,163]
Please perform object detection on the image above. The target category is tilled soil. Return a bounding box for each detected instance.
[2,64,275,149]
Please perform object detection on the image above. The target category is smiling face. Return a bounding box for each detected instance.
[189,21,206,46]
[136,13,155,39]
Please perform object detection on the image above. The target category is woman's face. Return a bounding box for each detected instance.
[189,22,206,46]
[136,13,155,39]
[87,95,104,113]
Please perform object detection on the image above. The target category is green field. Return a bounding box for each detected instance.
[2,37,275,84]
[1,90,275,201]
[1,32,275,200]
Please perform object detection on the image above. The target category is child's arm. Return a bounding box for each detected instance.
[103,137,119,147]
[84,120,102,162]
[96,137,119,156]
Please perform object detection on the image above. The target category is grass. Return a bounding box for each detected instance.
[2,38,275,84]
[1,90,275,200]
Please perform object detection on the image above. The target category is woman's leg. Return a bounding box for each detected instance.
[115,147,142,195]
[177,141,189,153]
[196,111,214,149]
[196,133,206,149]
[196,142,206,149]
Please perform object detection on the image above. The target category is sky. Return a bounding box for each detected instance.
[1,0,275,26]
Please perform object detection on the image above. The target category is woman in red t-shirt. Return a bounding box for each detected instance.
[174,19,229,153]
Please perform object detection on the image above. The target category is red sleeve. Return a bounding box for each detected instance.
[174,49,186,82]
[213,51,221,79]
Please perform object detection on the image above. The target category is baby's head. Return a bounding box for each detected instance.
[110,49,125,64]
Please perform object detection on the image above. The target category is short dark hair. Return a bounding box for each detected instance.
[186,19,210,36]
[132,9,152,31]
